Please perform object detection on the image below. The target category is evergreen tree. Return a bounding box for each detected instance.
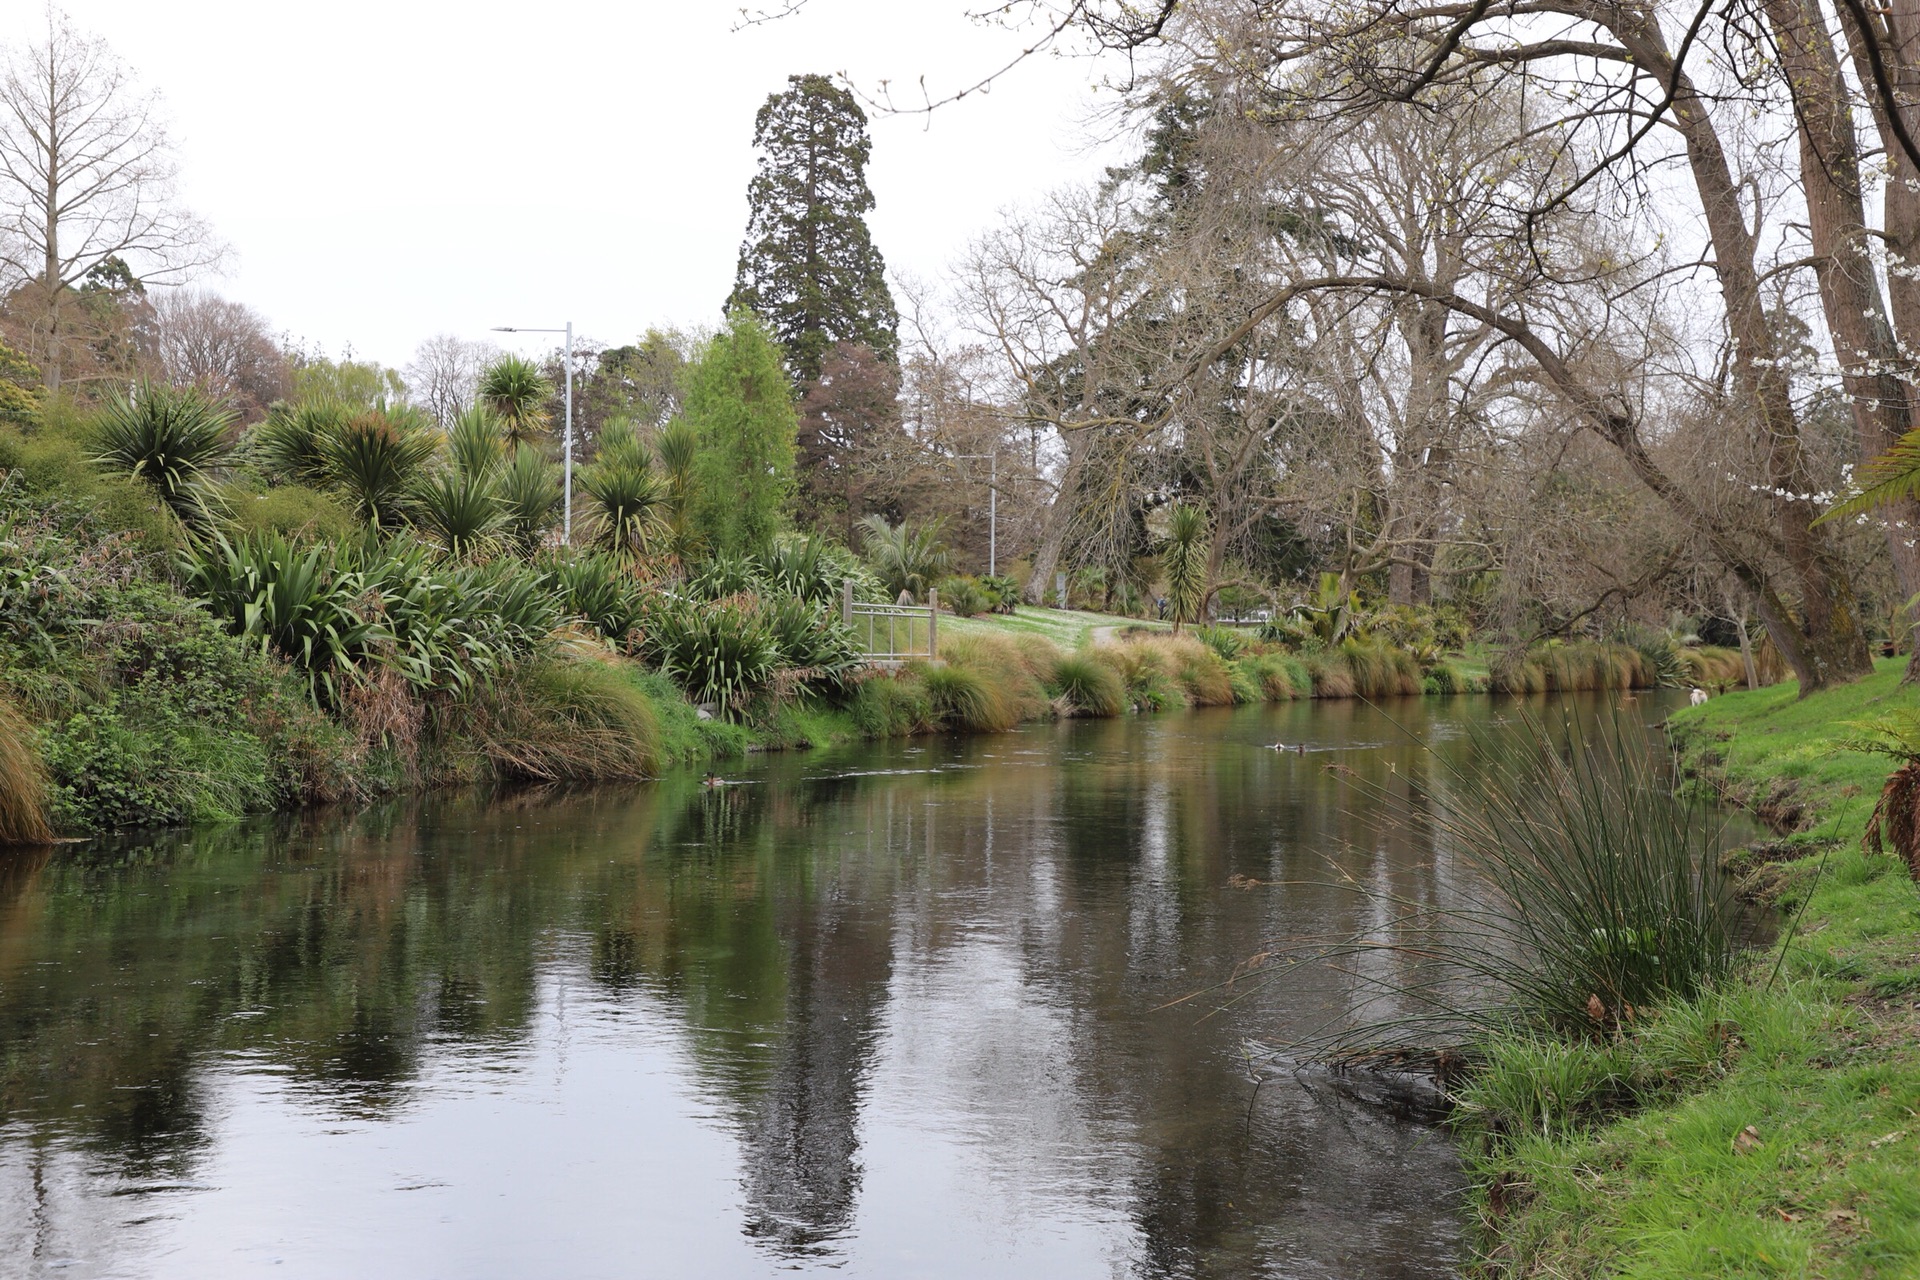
[683,312,797,558]
[727,74,899,385]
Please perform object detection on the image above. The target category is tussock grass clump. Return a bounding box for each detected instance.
[919,662,1021,733]
[1335,640,1423,698]
[467,657,659,781]
[1673,644,1747,688]
[1304,653,1356,699]
[1051,652,1125,717]
[849,671,934,737]
[1119,636,1236,706]
[1493,641,1652,694]
[1237,653,1307,700]
[939,633,1050,720]
[0,693,51,844]
[1091,640,1184,710]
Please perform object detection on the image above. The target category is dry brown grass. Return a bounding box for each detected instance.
[0,693,52,844]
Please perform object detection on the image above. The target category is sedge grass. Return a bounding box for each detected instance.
[0,693,51,844]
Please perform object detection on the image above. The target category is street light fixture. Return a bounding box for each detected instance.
[950,453,998,576]
[491,322,574,543]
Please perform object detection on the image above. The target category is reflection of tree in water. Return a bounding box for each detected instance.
[737,900,892,1257]
[632,773,898,1262]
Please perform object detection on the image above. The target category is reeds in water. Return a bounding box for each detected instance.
[1274,710,1744,1047]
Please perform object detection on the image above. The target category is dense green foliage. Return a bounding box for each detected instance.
[683,313,798,558]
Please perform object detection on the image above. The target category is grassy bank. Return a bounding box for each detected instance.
[1463,658,1920,1277]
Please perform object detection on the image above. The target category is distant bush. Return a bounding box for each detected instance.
[224,484,357,543]
[936,575,988,617]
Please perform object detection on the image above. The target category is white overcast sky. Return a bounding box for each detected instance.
[7,1,1130,369]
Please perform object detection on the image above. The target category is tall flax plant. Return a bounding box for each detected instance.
[1293,712,1743,1047]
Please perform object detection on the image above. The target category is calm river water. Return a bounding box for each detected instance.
[0,692,1694,1279]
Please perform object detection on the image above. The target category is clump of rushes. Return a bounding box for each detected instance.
[0,691,51,843]
[849,671,934,737]
[918,661,1019,733]
[1278,711,1744,1047]
[464,657,659,781]
[1051,652,1125,717]
[939,633,1049,720]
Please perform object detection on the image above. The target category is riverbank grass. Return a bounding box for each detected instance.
[1471,658,1920,1277]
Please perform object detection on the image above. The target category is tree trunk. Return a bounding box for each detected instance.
[1770,0,1920,671]
[1610,8,1873,692]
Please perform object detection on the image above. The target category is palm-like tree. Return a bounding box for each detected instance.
[857,514,951,603]
[252,397,350,487]
[94,382,235,527]
[318,406,440,529]
[580,421,665,557]
[412,468,504,558]
[477,354,552,447]
[446,405,507,480]
[1159,502,1211,635]
[499,444,562,552]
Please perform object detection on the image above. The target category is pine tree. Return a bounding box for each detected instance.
[727,74,899,386]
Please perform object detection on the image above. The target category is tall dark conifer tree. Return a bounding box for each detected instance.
[728,74,898,385]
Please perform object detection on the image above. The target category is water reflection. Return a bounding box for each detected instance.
[0,693,1689,1278]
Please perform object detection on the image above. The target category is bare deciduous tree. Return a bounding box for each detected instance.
[0,9,218,392]
[148,289,286,421]
[404,334,498,427]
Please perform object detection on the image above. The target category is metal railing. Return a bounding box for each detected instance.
[843,582,938,665]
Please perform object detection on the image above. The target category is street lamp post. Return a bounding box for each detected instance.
[491,322,573,543]
[951,453,998,576]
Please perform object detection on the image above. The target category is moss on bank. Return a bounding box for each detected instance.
[1464,659,1920,1278]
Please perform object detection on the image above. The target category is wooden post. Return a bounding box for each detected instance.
[928,588,938,660]
[842,578,854,626]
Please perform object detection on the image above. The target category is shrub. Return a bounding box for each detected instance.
[1336,639,1423,697]
[499,444,562,551]
[465,657,659,781]
[251,398,350,487]
[761,533,869,606]
[919,662,1019,733]
[0,691,50,843]
[1051,652,1125,717]
[225,484,357,542]
[937,575,988,617]
[1,426,180,552]
[580,422,665,557]
[760,592,863,690]
[644,594,780,716]
[318,408,439,528]
[980,575,1021,614]
[1319,712,1745,1041]
[1304,652,1356,698]
[1239,653,1302,700]
[857,514,951,602]
[1193,624,1246,661]
[183,532,374,707]
[411,467,504,557]
[1092,642,1185,711]
[92,382,235,528]
[849,671,934,737]
[938,633,1050,721]
[542,551,647,647]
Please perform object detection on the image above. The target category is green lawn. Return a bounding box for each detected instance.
[1480,658,1920,1277]
[936,604,1167,649]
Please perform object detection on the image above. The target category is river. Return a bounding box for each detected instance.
[0,691,1700,1278]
